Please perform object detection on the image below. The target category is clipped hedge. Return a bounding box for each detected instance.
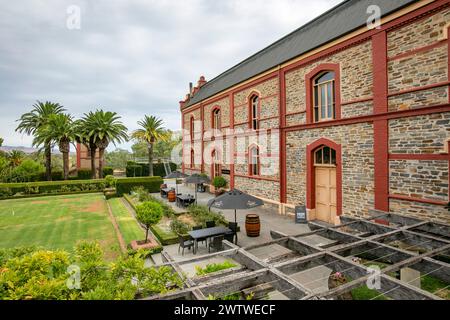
[103,167,114,176]
[115,176,163,196]
[126,162,177,177]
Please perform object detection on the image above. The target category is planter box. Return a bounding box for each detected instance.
[130,238,160,250]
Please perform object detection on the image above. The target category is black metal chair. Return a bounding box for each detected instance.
[208,235,224,253]
[178,234,194,256]
[224,232,235,243]
[192,225,207,247]
[227,222,238,244]
[206,220,216,228]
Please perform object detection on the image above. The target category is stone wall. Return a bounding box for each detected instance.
[388,86,448,112]
[389,198,450,224]
[341,101,373,118]
[389,112,450,154]
[234,176,280,202]
[389,159,449,201]
[387,7,450,58]
[203,96,230,130]
[285,122,374,217]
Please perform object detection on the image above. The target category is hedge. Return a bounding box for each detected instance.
[0,177,162,199]
[115,176,163,196]
[126,162,177,177]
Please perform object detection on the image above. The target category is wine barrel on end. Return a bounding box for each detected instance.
[168,190,176,202]
[245,214,260,237]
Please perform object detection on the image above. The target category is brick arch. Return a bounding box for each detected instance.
[247,91,261,129]
[305,63,341,123]
[210,147,222,178]
[211,105,221,130]
[306,138,343,217]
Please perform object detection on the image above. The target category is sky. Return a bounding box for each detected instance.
[0,0,342,151]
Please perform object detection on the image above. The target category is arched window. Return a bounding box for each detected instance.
[313,71,335,122]
[212,149,221,178]
[212,108,221,131]
[249,146,260,176]
[189,116,195,142]
[314,146,336,165]
[190,149,195,168]
[250,95,259,130]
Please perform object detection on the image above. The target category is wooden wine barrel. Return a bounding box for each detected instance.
[245,214,260,237]
[167,190,176,202]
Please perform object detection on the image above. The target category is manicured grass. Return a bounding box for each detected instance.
[351,285,388,300]
[0,193,120,260]
[108,198,144,245]
[421,275,450,299]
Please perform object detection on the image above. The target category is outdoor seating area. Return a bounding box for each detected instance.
[145,212,450,300]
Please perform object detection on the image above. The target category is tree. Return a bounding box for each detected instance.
[16,101,65,181]
[0,137,3,147]
[34,114,76,180]
[135,201,163,243]
[105,148,130,169]
[78,110,128,179]
[7,150,25,168]
[131,116,168,176]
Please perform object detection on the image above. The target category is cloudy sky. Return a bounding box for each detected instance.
[0,0,342,150]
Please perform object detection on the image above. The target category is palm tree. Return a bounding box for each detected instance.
[16,101,65,181]
[131,116,168,176]
[78,110,128,179]
[8,150,25,168]
[34,114,76,180]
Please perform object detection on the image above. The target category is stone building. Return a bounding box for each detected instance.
[180,0,450,224]
[76,143,102,171]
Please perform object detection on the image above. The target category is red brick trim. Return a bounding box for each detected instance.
[76,143,81,169]
[229,92,235,189]
[388,39,446,61]
[389,194,448,206]
[248,91,261,129]
[286,110,306,117]
[389,154,449,160]
[279,68,287,204]
[234,174,279,182]
[306,138,342,216]
[341,97,374,106]
[305,63,341,124]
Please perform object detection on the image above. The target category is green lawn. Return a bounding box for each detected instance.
[107,198,144,245]
[0,193,120,260]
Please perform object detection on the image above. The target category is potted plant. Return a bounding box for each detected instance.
[212,176,227,196]
[131,201,163,250]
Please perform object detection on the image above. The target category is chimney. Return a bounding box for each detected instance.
[197,75,206,88]
[189,82,193,97]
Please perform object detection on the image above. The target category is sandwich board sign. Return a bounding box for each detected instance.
[295,205,307,224]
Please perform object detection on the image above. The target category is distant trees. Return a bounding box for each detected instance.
[0,137,3,147]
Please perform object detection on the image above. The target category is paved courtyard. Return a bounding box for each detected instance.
[150,179,312,264]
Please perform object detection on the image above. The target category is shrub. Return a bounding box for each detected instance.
[104,175,117,188]
[103,167,114,177]
[126,165,142,177]
[135,201,164,243]
[170,219,189,235]
[212,176,227,188]
[116,177,163,196]
[195,260,237,276]
[77,169,92,180]
[187,204,227,227]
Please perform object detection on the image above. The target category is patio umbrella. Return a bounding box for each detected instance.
[207,189,264,224]
[164,171,188,195]
[185,174,211,204]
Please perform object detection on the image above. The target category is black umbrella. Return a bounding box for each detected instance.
[207,189,264,224]
[164,171,188,195]
[185,174,211,204]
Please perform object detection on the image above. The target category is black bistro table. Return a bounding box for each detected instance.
[176,194,195,208]
[160,188,171,198]
[188,226,231,254]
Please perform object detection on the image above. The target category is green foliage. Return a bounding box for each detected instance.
[195,260,237,276]
[103,167,114,176]
[187,204,227,227]
[104,175,117,188]
[126,162,176,177]
[0,137,3,147]
[115,176,163,196]
[77,169,92,180]
[105,148,130,170]
[0,242,183,300]
[212,176,227,188]
[135,201,163,228]
[0,179,105,199]
[170,219,189,235]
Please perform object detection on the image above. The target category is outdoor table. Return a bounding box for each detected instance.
[160,188,171,198]
[176,195,195,208]
[188,226,231,254]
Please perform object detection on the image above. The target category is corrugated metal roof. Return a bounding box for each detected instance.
[183,0,419,109]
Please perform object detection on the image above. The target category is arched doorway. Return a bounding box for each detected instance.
[306,138,342,224]
[314,146,337,223]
